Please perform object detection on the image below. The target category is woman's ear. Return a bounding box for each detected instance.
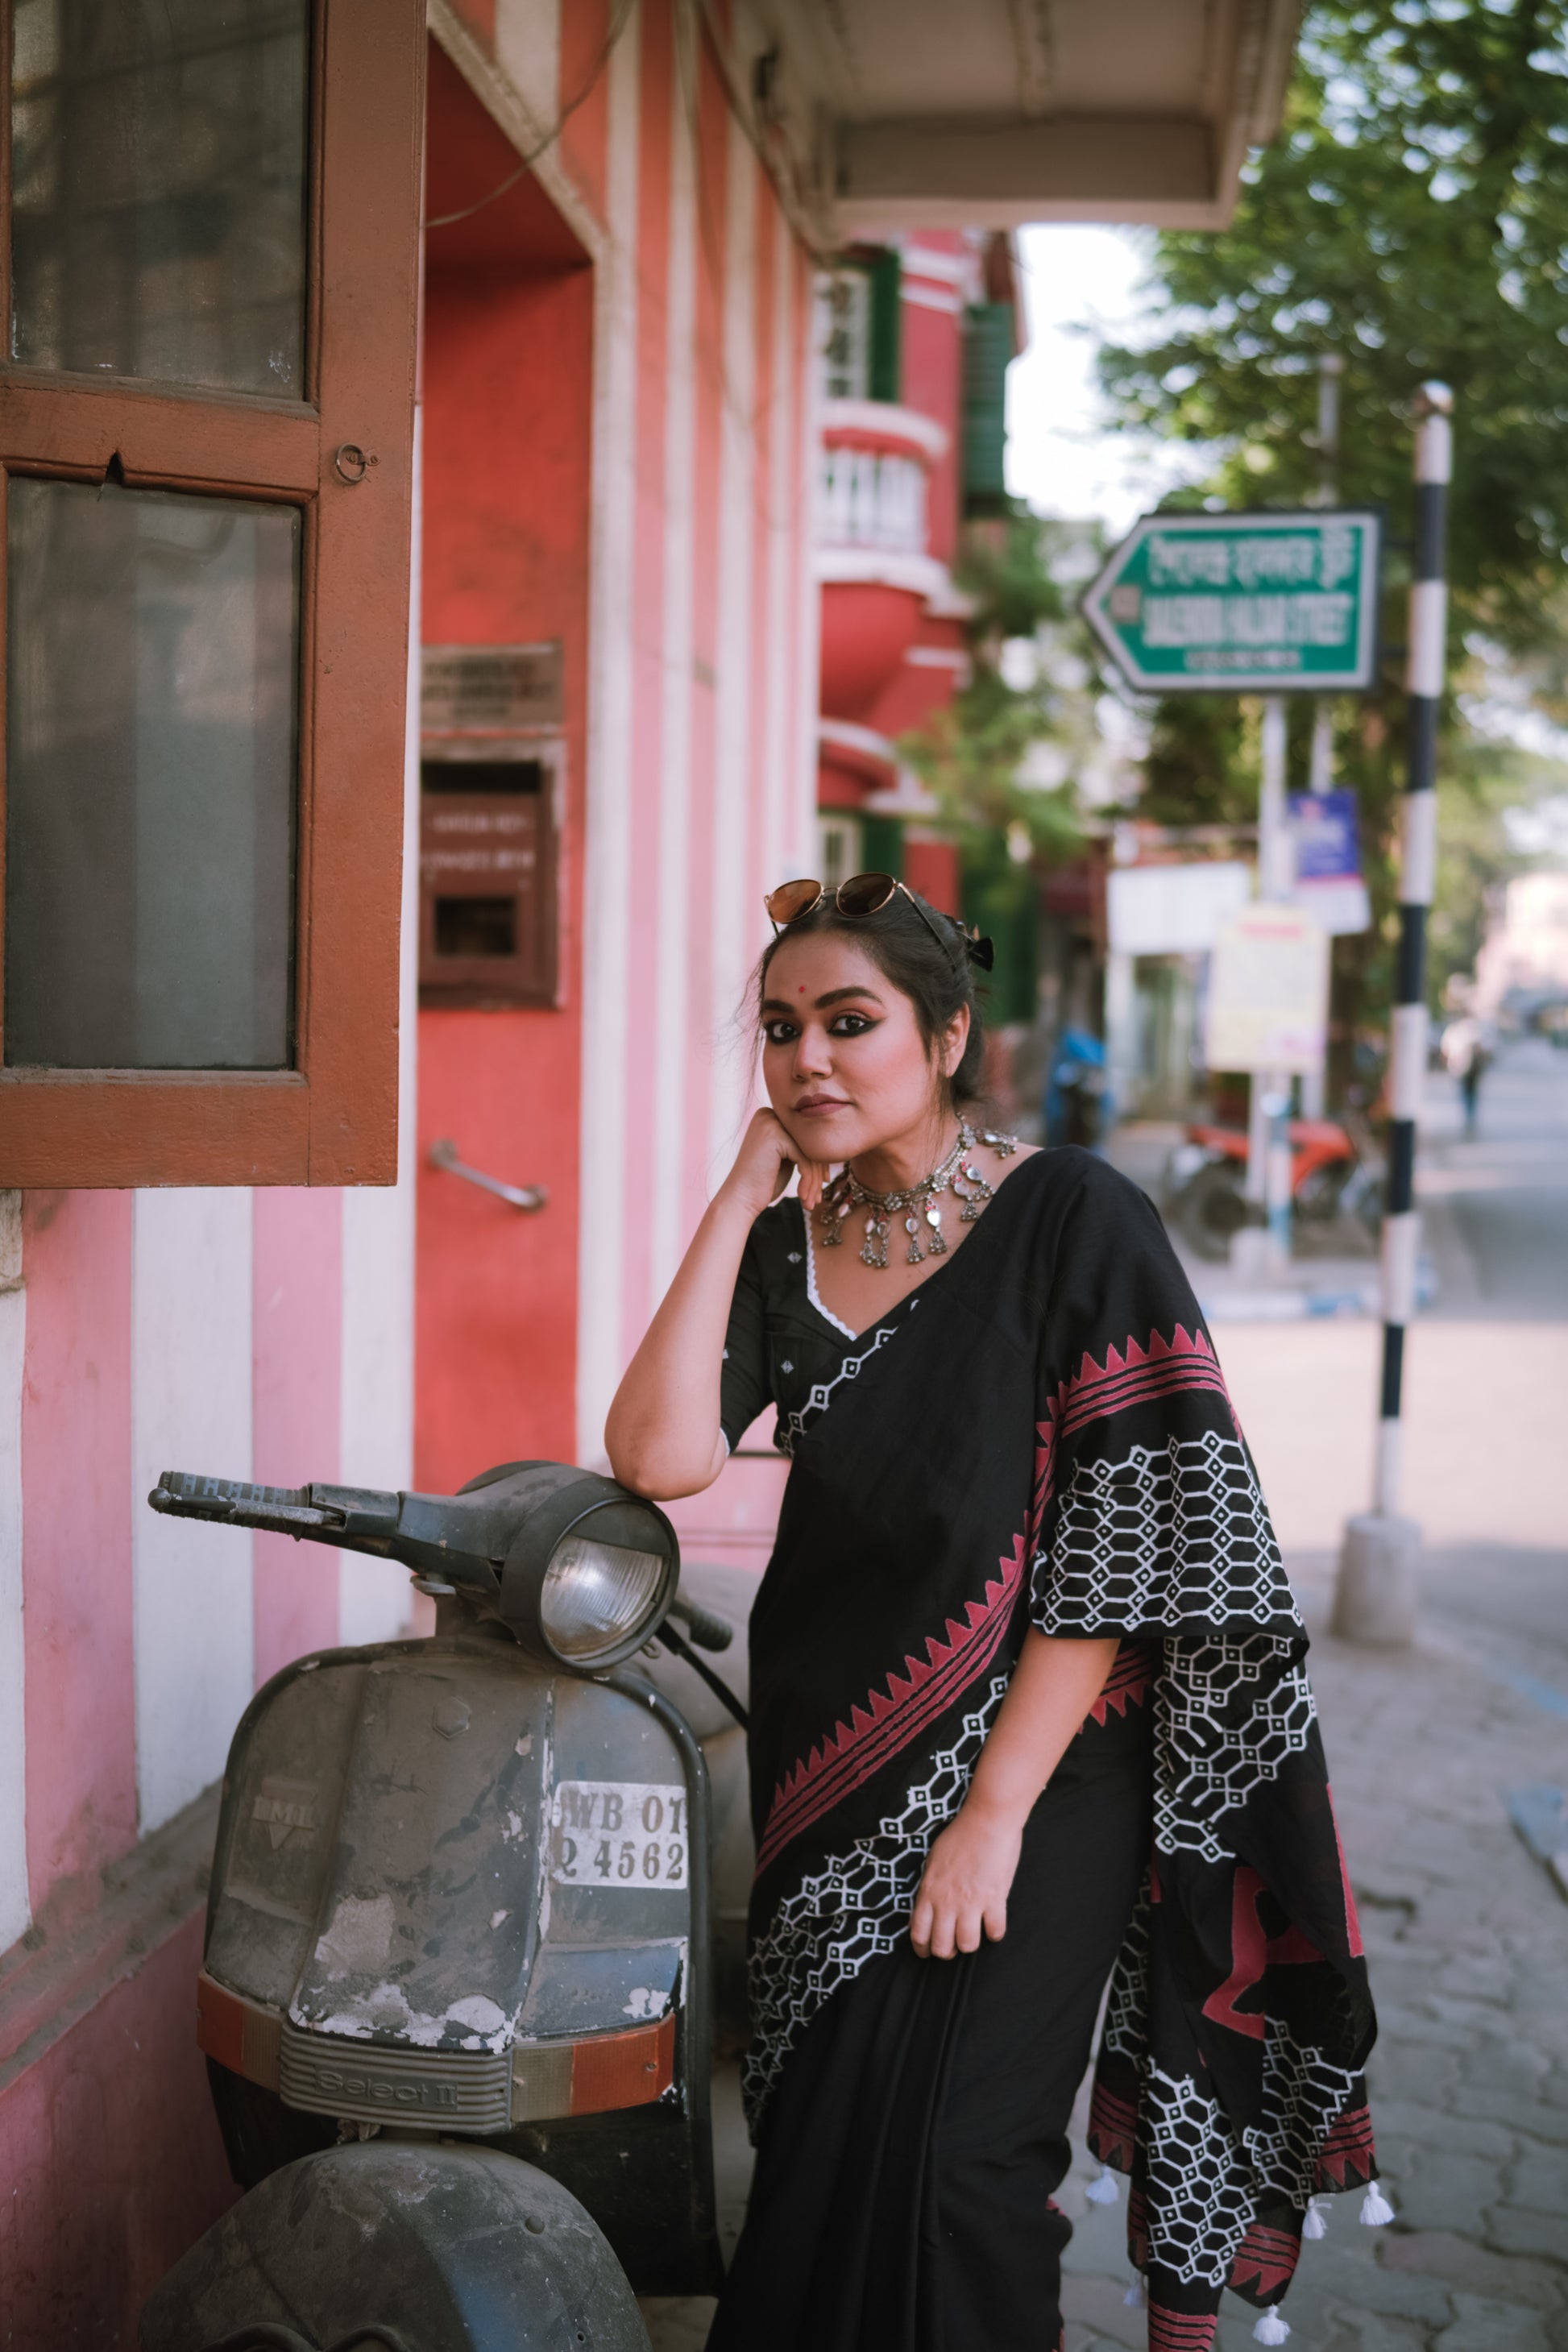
[940,1005,971,1079]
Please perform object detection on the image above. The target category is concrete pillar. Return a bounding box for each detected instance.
[1332,1511,1421,1647]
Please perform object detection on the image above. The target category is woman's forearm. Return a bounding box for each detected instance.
[965,1628,1121,1826]
[604,1190,756,1499]
[909,1628,1120,1957]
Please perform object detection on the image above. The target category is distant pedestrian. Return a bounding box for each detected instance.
[608,872,1387,2351]
[1442,1014,1491,1138]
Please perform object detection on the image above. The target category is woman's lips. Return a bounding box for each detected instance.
[793,1096,850,1117]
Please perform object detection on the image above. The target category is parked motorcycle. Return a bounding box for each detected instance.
[137,1459,749,2352]
[1164,1108,1383,1263]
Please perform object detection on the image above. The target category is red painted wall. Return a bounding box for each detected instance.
[416,50,594,1491]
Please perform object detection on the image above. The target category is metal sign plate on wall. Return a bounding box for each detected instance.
[421,642,562,740]
[1082,511,1383,693]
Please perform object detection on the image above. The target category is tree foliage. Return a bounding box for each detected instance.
[1095,0,1568,1031]
[1100,0,1568,661]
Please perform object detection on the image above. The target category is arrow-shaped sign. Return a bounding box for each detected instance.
[1081,508,1383,695]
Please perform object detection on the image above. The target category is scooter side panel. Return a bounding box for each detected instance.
[205,1655,368,2008]
[289,1637,554,2051]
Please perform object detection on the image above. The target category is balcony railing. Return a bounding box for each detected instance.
[815,399,948,558]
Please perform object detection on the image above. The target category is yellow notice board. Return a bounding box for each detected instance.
[1205,905,1329,1073]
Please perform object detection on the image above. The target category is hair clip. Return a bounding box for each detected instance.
[966,931,995,972]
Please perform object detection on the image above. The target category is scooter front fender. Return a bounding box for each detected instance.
[139,2141,651,2352]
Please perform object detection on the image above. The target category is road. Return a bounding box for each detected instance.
[1418,1033,1568,1323]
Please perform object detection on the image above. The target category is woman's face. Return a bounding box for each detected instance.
[759,930,966,1165]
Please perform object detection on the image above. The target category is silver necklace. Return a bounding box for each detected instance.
[819,1121,1018,1270]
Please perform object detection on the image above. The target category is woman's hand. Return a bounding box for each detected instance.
[719,1107,831,1222]
[909,1798,1023,1959]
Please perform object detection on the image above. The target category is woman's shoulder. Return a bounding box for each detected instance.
[740,1196,809,1280]
[1010,1143,1161,1234]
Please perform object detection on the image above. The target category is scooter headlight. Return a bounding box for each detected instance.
[541,1533,670,1662]
[494,1471,680,1670]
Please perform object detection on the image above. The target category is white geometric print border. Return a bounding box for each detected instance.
[1243,2025,1364,2208]
[1143,2063,1257,2288]
[777,1305,915,1457]
[1033,1430,1299,1636]
[1155,1639,1317,1862]
[742,1670,1010,2122]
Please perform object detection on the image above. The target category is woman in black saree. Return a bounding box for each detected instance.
[606,876,1385,2352]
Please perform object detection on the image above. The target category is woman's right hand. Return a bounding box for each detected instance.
[720,1109,828,1222]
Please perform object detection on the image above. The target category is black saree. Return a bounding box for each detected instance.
[710,1147,1380,2351]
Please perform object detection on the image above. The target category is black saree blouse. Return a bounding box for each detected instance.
[719,1146,1381,2337]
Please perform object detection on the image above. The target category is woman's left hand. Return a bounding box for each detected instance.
[909,1800,1022,1959]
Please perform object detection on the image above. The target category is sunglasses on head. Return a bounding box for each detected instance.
[763,873,993,970]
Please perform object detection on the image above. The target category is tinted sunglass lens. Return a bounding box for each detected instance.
[765,878,824,923]
[836,872,898,916]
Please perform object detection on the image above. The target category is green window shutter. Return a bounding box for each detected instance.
[962,303,1014,515]
[868,249,902,402]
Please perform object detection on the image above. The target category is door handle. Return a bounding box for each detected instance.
[427,1138,547,1213]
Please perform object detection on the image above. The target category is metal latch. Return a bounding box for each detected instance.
[428,1138,547,1212]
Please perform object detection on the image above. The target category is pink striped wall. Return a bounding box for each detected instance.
[1,5,820,2339]
[20,1192,137,1914]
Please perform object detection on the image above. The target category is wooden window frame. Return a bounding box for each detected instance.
[0,0,424,1188]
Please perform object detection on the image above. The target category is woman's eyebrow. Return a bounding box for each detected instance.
[759,985,883,1015]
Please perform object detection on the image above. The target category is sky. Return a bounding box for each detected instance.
[1004,223,1209,535]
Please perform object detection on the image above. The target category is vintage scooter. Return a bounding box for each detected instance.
[137,1460,748,2352]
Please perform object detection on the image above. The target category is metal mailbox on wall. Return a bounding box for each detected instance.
[419,643,562,1007]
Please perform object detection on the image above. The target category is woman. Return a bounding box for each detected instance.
[607,876,1383,2352]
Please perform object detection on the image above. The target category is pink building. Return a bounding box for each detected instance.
[0,5,1295,2339]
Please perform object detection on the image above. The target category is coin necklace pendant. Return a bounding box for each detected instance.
[818,1122,1018,1271]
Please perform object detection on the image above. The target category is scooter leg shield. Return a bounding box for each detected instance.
[139,2142,652,2352]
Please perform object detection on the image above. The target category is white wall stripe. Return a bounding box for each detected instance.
[707,110,759,1191]
[649,18,699,1307]
[494,0,562,139]
[0,1219,27,1953]
[761,198,799,931]
[790,247,823,873]
[340,403,421,1648]
[131,1190,255,1836]
[575,1,643,1466]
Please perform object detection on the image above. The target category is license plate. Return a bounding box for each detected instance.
[550,1781,689,1889]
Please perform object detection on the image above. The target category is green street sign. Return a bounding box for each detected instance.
[1081,508,1383,693]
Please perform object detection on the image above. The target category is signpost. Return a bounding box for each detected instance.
[1081,509,1383,695]
[1084,508,1383,1269]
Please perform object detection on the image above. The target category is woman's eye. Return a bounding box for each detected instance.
[830,1013,873,1037]
[762,1020,799,1046]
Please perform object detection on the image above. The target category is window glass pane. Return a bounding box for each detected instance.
[5,478,298,1068]
[10,0,309,396]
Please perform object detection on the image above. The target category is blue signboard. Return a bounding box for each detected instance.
[1288,788,1370,935]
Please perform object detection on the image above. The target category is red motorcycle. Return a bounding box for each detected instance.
[1164,1110,1383,1263]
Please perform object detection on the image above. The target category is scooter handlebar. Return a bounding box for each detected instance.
[148,1471,401,1546]
[668,1595,734,1653]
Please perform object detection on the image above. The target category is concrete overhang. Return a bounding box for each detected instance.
[765,0,1299,236]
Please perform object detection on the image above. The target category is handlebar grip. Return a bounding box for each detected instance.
[669,1595,735,1653]
[150,1472,346,1535]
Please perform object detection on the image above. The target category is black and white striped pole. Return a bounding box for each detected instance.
[1333,380,1451,1646]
